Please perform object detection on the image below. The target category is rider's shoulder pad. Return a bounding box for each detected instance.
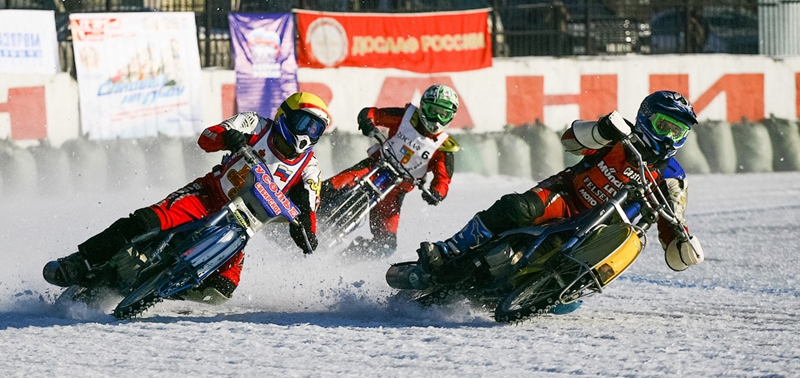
[438,136,460,153]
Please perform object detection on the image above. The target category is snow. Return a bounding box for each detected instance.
[1,172,799,377]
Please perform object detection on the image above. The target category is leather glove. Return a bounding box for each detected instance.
[289,217,318,254]
[222,128,248,152]
[596,111,631,141]
[358,118,376,137]
[665,235,704,271]
[421,190,443,206]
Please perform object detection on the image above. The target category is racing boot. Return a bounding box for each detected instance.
[417,215,494,273]
[42,251,92,287]
[386,263,432,290]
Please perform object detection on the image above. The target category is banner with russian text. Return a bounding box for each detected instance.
[296,9,491,73]
[0,10,61,74]
[70,12,203,139]
[229,13,297,118]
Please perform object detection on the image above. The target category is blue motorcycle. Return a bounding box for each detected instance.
[57,147,309,320]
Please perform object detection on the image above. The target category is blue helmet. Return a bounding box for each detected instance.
[634,91,697,160]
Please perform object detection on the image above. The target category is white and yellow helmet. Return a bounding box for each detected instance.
[274,92,331,154]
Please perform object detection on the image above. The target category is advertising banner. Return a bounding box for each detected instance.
[0,10,61,74]
[296,9,491,73]
[229,13,297,118]
[70,12,203,139]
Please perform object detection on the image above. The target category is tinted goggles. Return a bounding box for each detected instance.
[649,113,690,142]
[283,110,327,141]
[421,102,455,124]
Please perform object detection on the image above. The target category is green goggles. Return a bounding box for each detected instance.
[649,113,690,142]
[421,102,455,124]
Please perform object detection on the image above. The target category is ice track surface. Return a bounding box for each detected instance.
[1,172,798,377]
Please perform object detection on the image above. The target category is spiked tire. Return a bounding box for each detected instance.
[113,269,171,320]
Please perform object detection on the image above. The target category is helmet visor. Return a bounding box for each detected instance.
[285,110,327,142]
[421,102,455,125]
[649,113,690,143]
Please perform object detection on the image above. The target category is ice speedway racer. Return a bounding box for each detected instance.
[52,146,312,319]
[386,133,702,322]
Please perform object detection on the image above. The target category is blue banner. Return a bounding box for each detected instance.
[229,13,298,119]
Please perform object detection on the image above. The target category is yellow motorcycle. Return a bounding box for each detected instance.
[386,136,692,322]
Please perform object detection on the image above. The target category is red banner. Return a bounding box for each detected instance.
[296,9,492,73]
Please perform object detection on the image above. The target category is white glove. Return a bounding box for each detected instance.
[220,111,260,133]
[665,235,704,271]
[570,110,631,150]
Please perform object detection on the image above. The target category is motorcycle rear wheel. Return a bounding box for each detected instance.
[113,268,172,320]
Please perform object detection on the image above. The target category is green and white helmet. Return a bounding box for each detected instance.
[418,84,459,135]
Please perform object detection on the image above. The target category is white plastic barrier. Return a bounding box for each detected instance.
[762,117,800,172]
[675,131,711,174]
[6,119,800,201]
[142,137,188,189]
[694,121,738,174]
[451,133,485,175]
[512,125,565,181]
[328,132,373,175]
[732,121,773,173]
[105,139,149,191]
[0,143,37,195]
[61,138,109,193]
[495,133,532,179]
[28,144,73,196]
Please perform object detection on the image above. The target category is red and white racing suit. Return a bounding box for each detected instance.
[112,114,321,294]
[325,104,455,248]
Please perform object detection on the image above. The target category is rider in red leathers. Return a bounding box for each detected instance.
[320,84,461,258]
[43,92,331,304]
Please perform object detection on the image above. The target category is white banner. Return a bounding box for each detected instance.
[297,55,800,132]
[70,12,203,139]
[0,10,60,74]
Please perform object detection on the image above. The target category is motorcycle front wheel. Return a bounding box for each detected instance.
[493,263,578,322]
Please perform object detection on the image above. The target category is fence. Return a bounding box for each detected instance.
[2,0,761,74]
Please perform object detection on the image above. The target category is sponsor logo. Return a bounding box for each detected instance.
[305,17,348,67]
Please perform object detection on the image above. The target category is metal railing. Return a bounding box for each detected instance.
[2,0,760,74]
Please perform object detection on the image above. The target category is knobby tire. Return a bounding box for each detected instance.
[113,269,172,320]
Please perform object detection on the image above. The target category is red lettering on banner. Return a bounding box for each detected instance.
[796,73,800,120]
[222,84,237,119]
[0,86,47,140]
[506,75,617,126]
[650,73,764,122]
[374,77,474,129]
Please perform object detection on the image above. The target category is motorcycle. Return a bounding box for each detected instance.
[56,146,311,320]
[317,132,436,251]
[386,134,695,322]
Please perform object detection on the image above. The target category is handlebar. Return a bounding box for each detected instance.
[369,130,433,196]
[620,136,691,242]
[233,145,314,254]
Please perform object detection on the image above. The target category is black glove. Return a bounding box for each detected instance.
[222,128,248,152]
[358,118,376,137]
[596,111,630,141]
[289,216,318,254]
[421,190,443,206]
[357,108,376,136]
